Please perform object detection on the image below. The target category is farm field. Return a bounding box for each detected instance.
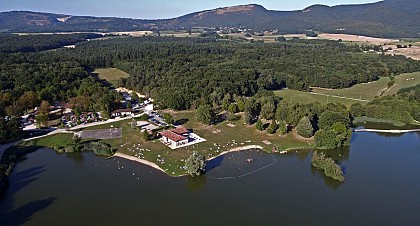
[93,68,130,87]
[317,33,398,45]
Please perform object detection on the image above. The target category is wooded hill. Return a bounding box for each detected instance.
[44,36,420,110]
[0,0,419,38]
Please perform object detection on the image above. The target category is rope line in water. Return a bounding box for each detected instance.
[208,154,277,180]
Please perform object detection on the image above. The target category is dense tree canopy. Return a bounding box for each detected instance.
[46,37,420,110]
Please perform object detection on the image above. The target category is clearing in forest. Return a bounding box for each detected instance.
[93,68,130,87]
[310,77,390,101]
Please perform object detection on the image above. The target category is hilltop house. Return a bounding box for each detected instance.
[159,127,190,149]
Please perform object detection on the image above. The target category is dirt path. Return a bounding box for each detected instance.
[310,92,369,102]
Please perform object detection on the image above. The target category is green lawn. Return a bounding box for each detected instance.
[93,68,130,87]
[35,133,74,147]
[310,72,420,100]
[274,89,364,108]
[311,77,390,101]
[384,72,420,96]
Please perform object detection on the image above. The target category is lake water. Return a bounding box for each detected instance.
[1,131,419,226]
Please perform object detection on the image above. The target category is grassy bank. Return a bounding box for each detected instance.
[33,111,313,176]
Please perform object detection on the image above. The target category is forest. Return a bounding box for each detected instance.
[0,33,103,53]
[0,35,419,142]
[60,36,420,110]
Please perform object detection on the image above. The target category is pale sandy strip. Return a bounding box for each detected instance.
[207,145,263,161]
[354,129,420,134]
[113,152,166,173]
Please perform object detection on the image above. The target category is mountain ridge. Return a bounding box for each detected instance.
[1,1,419,38]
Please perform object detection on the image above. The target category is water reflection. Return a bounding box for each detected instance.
[186,175,207,192]
[66,152,85,166]
[0,165,55,226]
[310,166,342,190]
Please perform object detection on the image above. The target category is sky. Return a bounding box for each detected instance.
[1,0,379,19]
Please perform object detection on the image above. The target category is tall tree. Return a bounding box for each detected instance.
[296,116,313,138]
[195,104,214,125]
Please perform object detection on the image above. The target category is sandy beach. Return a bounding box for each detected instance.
[207,145,264,161]
[113,152,167,173]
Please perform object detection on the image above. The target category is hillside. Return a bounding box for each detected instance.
[0,0,419,38]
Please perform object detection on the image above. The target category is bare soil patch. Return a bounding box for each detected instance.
[384,45,420,61]
[318,33,397,45]
[262,140,272,145]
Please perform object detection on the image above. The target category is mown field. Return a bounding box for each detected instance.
[384,72,420,96]
[311,77,390,101]
[274,89,365,108]
[275,71,420,108]
[93,68,130,87]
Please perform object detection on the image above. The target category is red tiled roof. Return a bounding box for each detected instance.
[160,130,188,142]
[171,127,189,135]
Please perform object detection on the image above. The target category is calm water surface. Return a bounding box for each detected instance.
[1,132,419,226]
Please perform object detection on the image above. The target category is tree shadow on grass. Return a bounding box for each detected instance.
[91,72,114,88]
[174,118,189,126]
[212,114,226,125]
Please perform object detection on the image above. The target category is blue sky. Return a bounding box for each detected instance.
[1,0,379,19]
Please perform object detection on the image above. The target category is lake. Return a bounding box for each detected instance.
[1,131,419,226]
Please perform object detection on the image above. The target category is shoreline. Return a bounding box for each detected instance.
[113,145,265,177]
[201,145,264,161]
[113,152,169,174]
[354,128,420,133]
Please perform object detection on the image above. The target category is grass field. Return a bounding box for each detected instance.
[35,133,74,147]
[384,72,420,96]
[93,68,130,87]
[275,72,420,108]
[274,89,365,108]
[311,77,390,101]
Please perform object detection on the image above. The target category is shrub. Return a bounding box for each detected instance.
[256,119,264,131]
[311,151,344,182]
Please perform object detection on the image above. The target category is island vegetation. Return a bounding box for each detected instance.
[311,151,345,182]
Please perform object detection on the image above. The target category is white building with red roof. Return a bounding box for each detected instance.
[159,126,206,149]
[160,126,189,149]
